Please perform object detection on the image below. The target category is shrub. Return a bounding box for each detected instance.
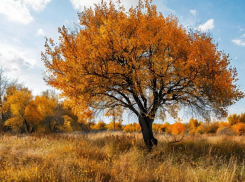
[171,122,186,135]
[92,121,107,130]
[232,122,245,135]
[106,122,122,131]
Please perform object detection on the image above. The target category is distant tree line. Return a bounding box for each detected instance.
[0,68,83,133]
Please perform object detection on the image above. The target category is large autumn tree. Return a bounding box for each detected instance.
[42,0,244,149]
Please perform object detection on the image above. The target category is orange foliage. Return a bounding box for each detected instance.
[219,121,230,129]
[4,87,35,132]
[232,122,245,135]
[152,124,162,132]
[171,122,186,135]
[206,122,219,134]
[195,124,206,134]
[42,0,243,127]
[106,122,122,131]
[92,120,106,130]
[187,118,200,134]
[123,123,141,132]
[227,113,245,126]
[227,114,240,125]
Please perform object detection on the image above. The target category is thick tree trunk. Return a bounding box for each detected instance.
[138,115,158,150]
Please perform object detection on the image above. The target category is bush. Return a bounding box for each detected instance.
[232,122,245,135]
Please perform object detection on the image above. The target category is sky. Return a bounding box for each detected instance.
[0,0,245,123]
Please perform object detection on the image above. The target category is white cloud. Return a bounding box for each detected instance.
[37,28,45,36]
[242,34,245,37]
[190,9,197,16]
[0,44,36,71]
[70,0,141,11]
[0,0,51,24]
[21,0,51,11]
[198,18,214,32]
[232,39,245,47]
[0,0,33,24]
[0,43,51,95]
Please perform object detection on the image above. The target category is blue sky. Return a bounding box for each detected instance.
[0,0,245,122]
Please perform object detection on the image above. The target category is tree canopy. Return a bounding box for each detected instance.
[42,0,244,148]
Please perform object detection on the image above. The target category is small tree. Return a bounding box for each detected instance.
[92,120,107,130]
[123,123,141,132]
[227,114,240,125]
[187,118,200,134]
[171,122,186,135]
[232,122,245,135]
[42,0,244,149]
[106,121,122,131]
[4,87,37,133]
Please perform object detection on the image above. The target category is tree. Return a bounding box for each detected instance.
[123,123,141,132]
[42,0,244,149]
[92,120,107,130]
[232,122,245,135]
[227,114,239,125]
[106,121,122,130]
[171,121,186,135]
[0,68,8,129]
[4,87,36,133]
[38,90,76,133]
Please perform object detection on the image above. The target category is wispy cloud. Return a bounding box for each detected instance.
[37,28,45,36]
[0,43,36,70]
[198,18,214,32]
[0,0,51,24]
[70,0,146,11]
[0,42,50,95]
[22,0,51,11]
[190,9,197,16]
[232,39,245,46]
[0,0,33,24]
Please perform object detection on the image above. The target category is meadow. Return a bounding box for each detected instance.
[0,132,245,182]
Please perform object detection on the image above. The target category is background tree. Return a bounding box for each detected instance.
[227,114,240,125]
[0,68,8,130]
[92,120,107,130]
[4,87,35,133]
[123,123,141,132]
[232,122,245,135]
[42,0,244,149]
[187,118,200,134]
[171,120,186,135]
[38,91,76,133]
[106,121,122,131]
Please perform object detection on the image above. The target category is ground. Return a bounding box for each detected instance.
[0,132,245,181]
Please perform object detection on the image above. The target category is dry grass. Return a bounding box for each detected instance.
[0,132,245,181]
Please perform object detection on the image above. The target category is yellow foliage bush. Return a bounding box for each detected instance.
[171,122,186,135]
[106,122,122,131]
[123,123,141,132]
[92,121,107,130]
[232,122,245,135]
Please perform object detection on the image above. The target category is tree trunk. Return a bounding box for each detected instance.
[24,119,31,133]
[138,115,158,150]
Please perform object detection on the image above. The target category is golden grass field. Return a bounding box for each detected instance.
[0,132,245,182]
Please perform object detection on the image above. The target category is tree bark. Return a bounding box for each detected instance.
[138,115,158,150]
[24,119,31,133]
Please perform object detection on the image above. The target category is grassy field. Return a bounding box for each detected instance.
[0,132,245,182]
